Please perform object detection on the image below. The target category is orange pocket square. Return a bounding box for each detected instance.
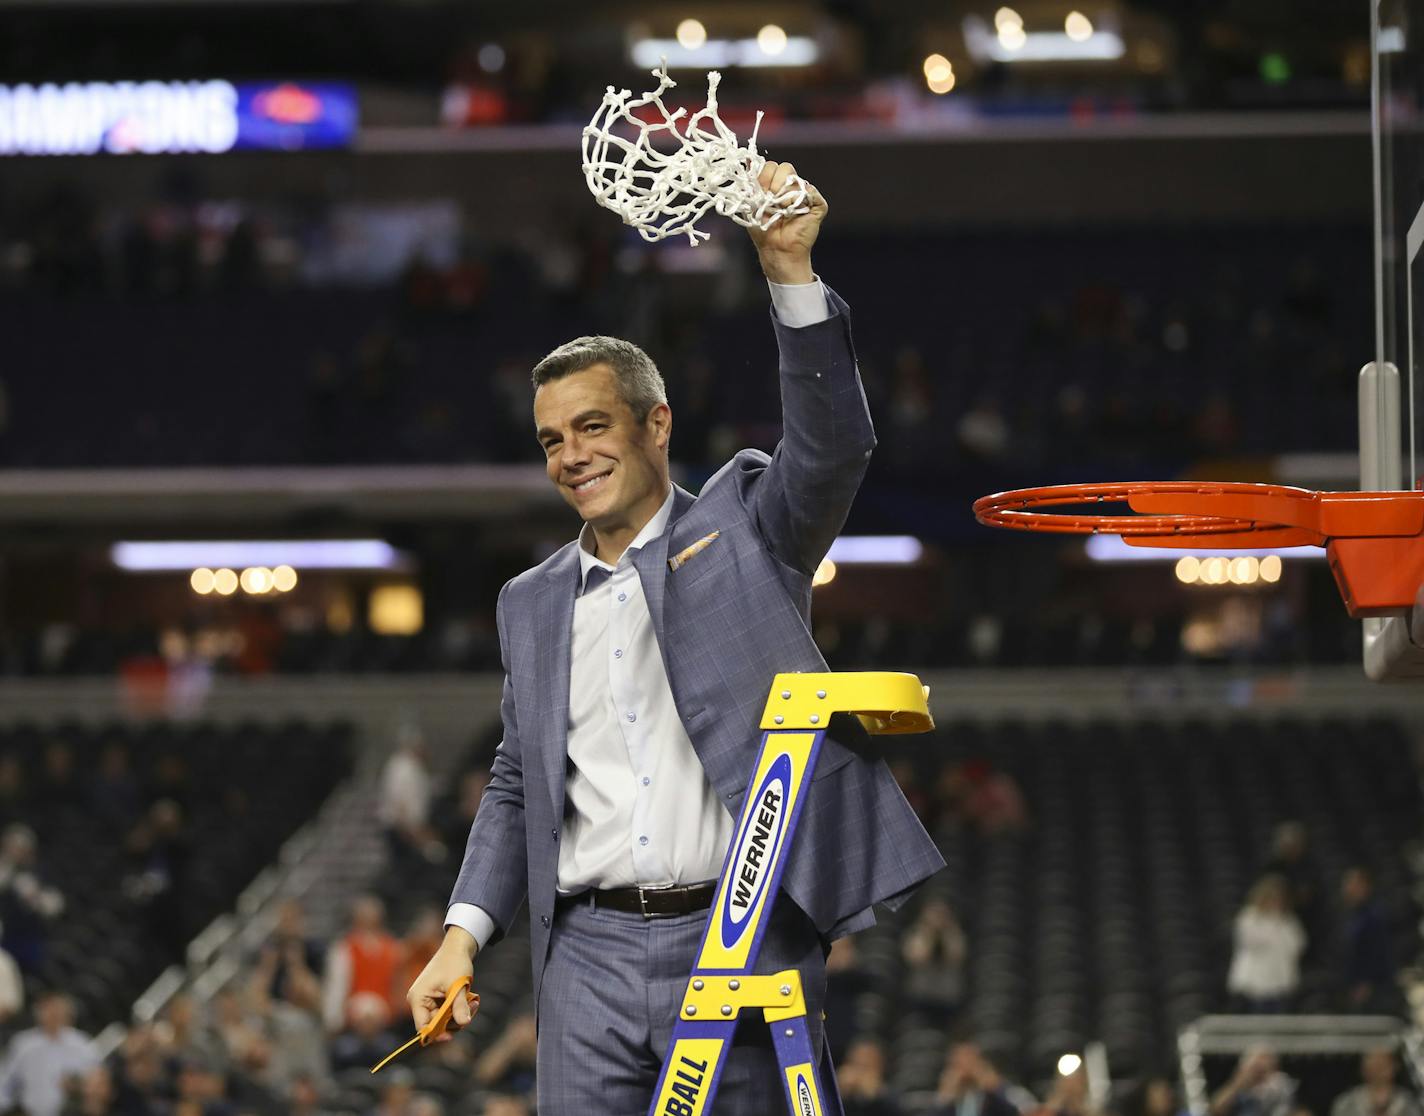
[668,530,720,572]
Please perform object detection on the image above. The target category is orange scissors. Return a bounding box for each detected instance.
[370,975,479,1074]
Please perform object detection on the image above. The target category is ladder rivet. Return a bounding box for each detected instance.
[816,690,826,699]
[774,715,784,725]
[809,714,819,724]
[721,1005,733,1016]
[780,985,791,996]
[785,1028,794,1038]
[728,979,740,991]
[692,980,704,991]
[686,1005,697,1016]
[781,690,791,699]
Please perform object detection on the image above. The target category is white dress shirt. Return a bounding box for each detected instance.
[446,276,832,951]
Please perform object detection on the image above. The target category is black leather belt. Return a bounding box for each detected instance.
[556,882,717,919]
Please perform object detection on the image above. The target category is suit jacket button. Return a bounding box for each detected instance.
[541,915,550,927]
[551,828,558,841]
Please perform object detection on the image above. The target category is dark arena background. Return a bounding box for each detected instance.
[0,1,1422,1115]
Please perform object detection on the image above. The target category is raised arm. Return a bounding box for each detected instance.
[744,162,875,574]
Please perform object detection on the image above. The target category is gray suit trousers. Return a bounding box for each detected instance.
[535,893,835,1115]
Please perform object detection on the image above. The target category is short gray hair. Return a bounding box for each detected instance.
[531,335,667,422]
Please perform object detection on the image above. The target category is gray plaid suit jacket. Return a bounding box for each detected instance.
[449,284,945,1008]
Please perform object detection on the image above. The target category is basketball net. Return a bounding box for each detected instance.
[581,62,810,245]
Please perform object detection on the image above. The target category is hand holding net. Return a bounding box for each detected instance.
[581,62,811,245]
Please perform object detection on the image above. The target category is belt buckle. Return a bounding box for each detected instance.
[638,885,679,920]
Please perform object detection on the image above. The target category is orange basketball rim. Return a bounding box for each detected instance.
[972,481,1424,619]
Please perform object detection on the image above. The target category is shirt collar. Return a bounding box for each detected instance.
[577,486,675,590]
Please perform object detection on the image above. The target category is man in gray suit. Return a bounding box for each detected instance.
[408,162,943,1113]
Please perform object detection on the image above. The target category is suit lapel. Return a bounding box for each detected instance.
[535,545,580,820]
[631,485,697,677]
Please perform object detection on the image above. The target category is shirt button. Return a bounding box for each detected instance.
[617,592,627,602]
[614,648,623,658]
[642,777,651,786]
[541,915,550,927]
[626,711,637,723]
[638,835,649,846]
[551,829,558,841]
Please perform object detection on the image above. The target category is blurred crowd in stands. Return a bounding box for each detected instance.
[0,182,1367,478]
[0,712,1413,1116]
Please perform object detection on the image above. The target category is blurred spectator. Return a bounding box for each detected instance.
[371,1066,416,1116]
[172,1052,232,1115]
[957,396,1011,463]
[34,742,79,812]
[225,1033,284,1115]
[1339,867,1395,1013]
[251,900,323,1011]
[949,761,1028,836]
[1034,1069,1097,1116]
[1132,1077,1188,1116]
[839,1038,903,1116]
[122,798,192,957]
[88,741,143,834]
[153,994,225,1071]
[484,1097,530,1116]
[901,899,968,1014]
[329,992,398,1074]
[377,725,441,881]
[931,1042,1033,1116]
[473,1013,537,1096]
[0,823,65,973]
[1210,1048,1297,1116]
[284,1074,327,1116]
[1330,1050,1421,1116]
[58,1064,114,1116]
[1227,876,1305,1012]
[111,1026,165,1114]
[0,755,25,820]
[1262,823,1320,946]
[0,937,20,1033]
[0,991,100,1116]
[322,895,403,1031]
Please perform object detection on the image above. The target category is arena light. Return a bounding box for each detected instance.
[630,36,819,69]
[1084,535,1324,563]
[112,539,406,571]
[1064,11,1094,42]
[1057,1053,1083,1076]
[756,24,788,56]
[676,19,708,51]
[963,14,1125,62]
[812,558,837,587]
[825,536,924,565]
[240,567,274,594]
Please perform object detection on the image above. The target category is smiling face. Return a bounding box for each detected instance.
[534,363,671,553]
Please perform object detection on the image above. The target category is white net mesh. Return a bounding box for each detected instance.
[581,62,811,245]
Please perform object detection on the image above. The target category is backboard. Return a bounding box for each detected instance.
[1364,0,1424,676]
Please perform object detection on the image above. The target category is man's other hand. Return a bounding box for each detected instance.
[747,160,827,285]
[407,927,478,1042]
